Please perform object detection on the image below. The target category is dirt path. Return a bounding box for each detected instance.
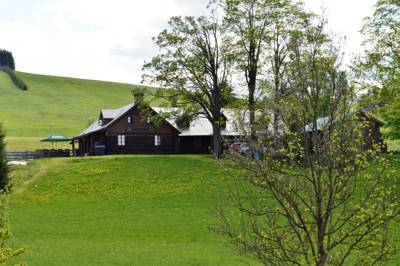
[14,162,48,195]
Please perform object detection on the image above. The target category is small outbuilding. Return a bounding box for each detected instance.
[304,109,386,152]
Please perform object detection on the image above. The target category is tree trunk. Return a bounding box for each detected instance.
[212,122,222,159]
[247,38,258,142]
[248,70,257,141]
[273,39,281,142]
[273,76,281,147]
[212,72,222,159]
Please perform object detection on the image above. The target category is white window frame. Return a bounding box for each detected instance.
[118,135,126,146]
[154,135,161,146]
[128,116,132,124]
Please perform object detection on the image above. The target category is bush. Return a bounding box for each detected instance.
[0,125,8,191]
[0,191,25,263]
[0,67,28,91]
[0,125,25,263]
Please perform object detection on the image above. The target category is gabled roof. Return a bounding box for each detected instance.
[74,104,245,139]
[152,107,244,136]
[73,103,135,139]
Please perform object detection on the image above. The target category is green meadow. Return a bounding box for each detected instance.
[9,155,257,266]
[0,71,163,151]
[7,155,400,265]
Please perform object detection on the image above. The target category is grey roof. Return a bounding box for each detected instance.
[74,104,245,139]
[153,107,244,136]
[101,109,119,119]
[304,116,331,132]
[74,103,135,139]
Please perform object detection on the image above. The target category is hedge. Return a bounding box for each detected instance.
[0,67,28,91]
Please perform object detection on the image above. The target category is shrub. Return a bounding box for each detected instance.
[0,124,25,263]
[0,67,28,91]
[0,191,25,263]
[0,125,8,191]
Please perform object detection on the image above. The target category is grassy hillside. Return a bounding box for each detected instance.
[8,155,400,265]
[0,72,163,150]
[9,155,256,266]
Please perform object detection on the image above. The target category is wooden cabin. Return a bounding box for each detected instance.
[304,110,386,153]
[71,103,242,156]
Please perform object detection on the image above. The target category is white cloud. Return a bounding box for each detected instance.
[0,0,376,84]
[303,0,376,65]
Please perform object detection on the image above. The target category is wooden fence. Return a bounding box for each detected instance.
[6,149,71,161]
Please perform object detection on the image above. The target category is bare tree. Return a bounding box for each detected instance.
[217,17,400,266]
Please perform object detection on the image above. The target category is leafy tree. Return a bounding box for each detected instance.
[217,17,400,266]
[216,0,307,139]
[266,2,310,137]
[143,12,233,159]
[216,0,271,139]
[355,0,400,140]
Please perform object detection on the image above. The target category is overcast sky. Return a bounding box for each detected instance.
[0,0,377,84]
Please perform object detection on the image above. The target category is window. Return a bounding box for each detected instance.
[154,135,161,146]
[147,117,151,124]
[98,119,103,126]
[118,135,126,146]
[128,116,133,124]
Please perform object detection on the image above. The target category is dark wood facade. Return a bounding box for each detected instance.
[73,105,214,156]
[305,111,386,153]
[358,111,386,152]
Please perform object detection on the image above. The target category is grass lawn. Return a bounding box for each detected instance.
[7,154,400,265]
[9,155,256,266]
[0,71,166,151]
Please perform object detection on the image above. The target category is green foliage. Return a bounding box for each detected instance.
[9,156,253,265]
[0,126,25,263]
[0,192,25,264]
[0,66,28,91]
[217,0,311,136]
[383,96,400,140]
[0,50,15,70]
[356,0,400,140]
[0,125,8,191]
[143,12,234,158]
[219,16,400,265]
[175,110,195,129]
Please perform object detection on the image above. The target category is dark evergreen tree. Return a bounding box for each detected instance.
[0,50,15,70]
[0,125,9,191]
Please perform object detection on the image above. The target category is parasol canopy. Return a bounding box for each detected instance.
[41,134,71,142]
[41,134,71,149]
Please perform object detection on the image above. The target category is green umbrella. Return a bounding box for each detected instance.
[41,134,71,149]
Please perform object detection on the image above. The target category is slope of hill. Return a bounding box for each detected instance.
[0,72,162,150]
[9,155,256,265]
